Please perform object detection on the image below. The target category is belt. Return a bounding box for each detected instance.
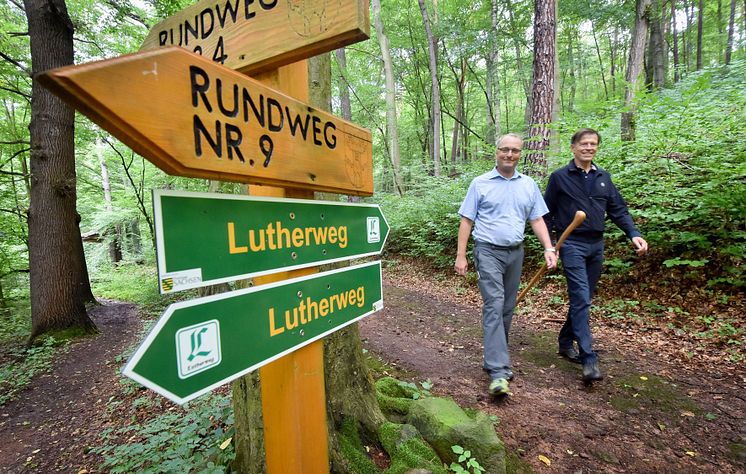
[475,240,523,250]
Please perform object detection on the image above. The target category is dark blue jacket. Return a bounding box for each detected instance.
[543,160,641,243]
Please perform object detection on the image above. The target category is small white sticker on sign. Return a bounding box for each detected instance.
[161,268,202,293]
[367,217,380,243]
[176,320,222,379]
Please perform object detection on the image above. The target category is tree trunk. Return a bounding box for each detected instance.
[672,0,681,82]
[523,0,557,179]
[685,0,693,71]
[325,324,387,472]
[128,218,141,257]
[231,373,266,473]
[24,0,96,341]
[622,0,652,142]
[372,0,404,195]
[725,0,736,64]
[450,57,467,166]
[589,23,608,99]
[334,49,352,121]
[697,0,704,69]
[418,0,441,176]
[647,0,667,89]
[97,139,122,264]
[567,28,576,112]
[485,0,500,146]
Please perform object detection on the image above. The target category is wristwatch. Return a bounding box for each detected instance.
[544,247,556,253]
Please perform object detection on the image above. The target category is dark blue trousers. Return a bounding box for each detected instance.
[558,239,604,363]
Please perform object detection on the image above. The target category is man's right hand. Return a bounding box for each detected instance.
[454,255,468,276]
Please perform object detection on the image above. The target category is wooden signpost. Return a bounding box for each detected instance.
[40,1,375,472]
[38,47,373,195]
[141,0,369,75]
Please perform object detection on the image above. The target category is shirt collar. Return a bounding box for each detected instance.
[488,167,523,181]
[567,159,597,173]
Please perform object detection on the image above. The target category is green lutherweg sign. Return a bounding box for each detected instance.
[123,261,383,405]
[154,189,389,293]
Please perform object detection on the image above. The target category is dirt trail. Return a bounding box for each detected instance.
[0,264,744,473]
[359,267,746,473]
[0,302,140,473]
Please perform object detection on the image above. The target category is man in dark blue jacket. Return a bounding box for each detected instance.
[543,128,648,382]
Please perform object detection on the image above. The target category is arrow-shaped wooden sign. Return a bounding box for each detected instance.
[141,0,369,75]
[38,47,373,195]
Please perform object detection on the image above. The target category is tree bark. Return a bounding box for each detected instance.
[372,0,404,195]
[622,0,652,142]
[725,0,736,64]
[334,48,352,121]
[672,0,681,82]
[647,0,667,88]
[24,0,96,341]
[523,0,558,179]
[418,0,441,176]
[567,28,576,112]
[97,139,122,264]
[485,0,500,146]
[449,57,467,165]
[231,373,266,474]
[696,0,704,69]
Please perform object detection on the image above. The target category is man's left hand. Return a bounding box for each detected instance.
[632,236,648,256]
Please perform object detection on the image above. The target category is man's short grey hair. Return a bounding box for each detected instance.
[497,133,524,148]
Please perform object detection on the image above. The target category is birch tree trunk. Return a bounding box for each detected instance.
[621,0,652,142]
[372,0,404,195]
[418,0,441,176]
[24,0,97,341]
[524,0,558,179]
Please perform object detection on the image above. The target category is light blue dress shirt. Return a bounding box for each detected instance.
[458,168,549,246]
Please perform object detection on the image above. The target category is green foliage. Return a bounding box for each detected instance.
[95,393,235,473]
[378,165,490,268]
[91,262,161,305]
[0,335,63,406]
[450,445,485,474]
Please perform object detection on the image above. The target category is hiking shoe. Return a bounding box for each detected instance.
[558,347,581,364]
[488,378,510,396]
[582,361,604,382]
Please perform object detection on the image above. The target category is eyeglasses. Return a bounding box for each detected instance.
[498,147,522,154]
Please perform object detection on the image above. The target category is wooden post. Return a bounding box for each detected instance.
[250,61,330,473]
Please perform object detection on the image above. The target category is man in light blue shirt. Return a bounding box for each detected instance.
[455,133,556,397]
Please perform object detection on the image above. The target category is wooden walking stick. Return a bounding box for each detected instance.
[516,210,586,304]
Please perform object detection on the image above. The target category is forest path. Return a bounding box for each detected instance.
[0,301,141,473]
[0,261,743,473]
[360,260,746,473]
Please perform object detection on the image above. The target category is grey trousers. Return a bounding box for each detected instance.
[473,242,524,380]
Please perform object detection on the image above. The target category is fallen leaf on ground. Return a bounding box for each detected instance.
[538,454,551,465]
[640,376,649,380]
[686,451,696,457]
